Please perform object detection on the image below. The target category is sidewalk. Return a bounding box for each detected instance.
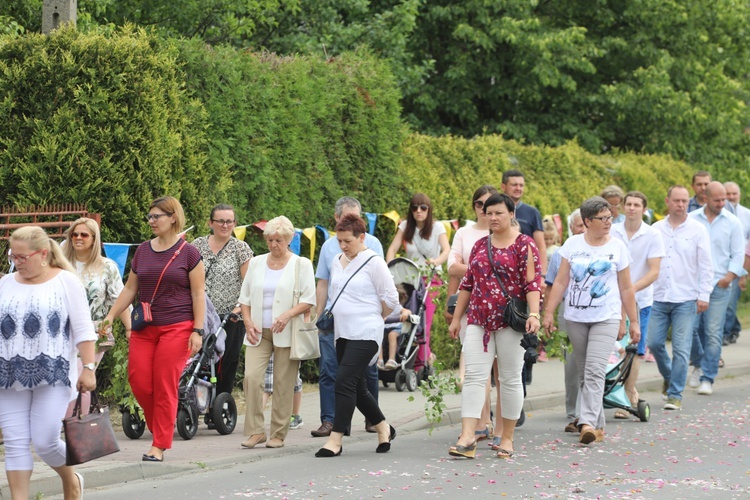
[3,336,750,499]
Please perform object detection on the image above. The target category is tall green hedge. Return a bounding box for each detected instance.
[174,41,405,232]
[0,26,211,242]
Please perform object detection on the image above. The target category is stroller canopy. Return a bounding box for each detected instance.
[388,257,423,290]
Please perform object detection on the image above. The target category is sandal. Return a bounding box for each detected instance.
[614,410,630,420]
[448,440,477,459]
[385,359,398,370]
[719,358,725,369]
[579,426,597,445]
[490,436,501,449]
[377,360,385,370]
[474,425,490,442]
[496,448,514,459]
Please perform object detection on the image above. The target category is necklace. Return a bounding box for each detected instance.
[267,253,289,269]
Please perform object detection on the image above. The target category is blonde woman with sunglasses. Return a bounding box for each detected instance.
[62,218,131,417]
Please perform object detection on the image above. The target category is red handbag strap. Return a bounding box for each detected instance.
[148,240,188,304]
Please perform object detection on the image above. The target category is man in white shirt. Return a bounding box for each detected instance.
[722,181,750,345]
[647,186,713,411]
[611,191,665,411]
[688,182,746,395]
[312,197,384,437]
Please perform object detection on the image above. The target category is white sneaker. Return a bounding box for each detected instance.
[698,381,713,395]
[687,367,702,388]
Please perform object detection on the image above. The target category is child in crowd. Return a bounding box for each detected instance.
[377,284,412,370]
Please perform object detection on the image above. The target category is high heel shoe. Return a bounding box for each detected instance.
[315,446,343,458]
[448,440,477,459]
[376,425,396,453]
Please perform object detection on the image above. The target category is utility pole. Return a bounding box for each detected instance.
[42,0,77,35]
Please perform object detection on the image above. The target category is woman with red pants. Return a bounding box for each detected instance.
[104,196,205,462]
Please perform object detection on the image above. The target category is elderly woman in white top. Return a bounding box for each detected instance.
[315,214,400,458]
[238,216,315,450]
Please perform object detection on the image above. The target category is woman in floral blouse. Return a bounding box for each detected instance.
[448,193,542,459]
[192,204,253,397]
[63,217,131,415]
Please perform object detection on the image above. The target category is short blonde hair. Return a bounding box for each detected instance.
[11,226,75,273]
[150,196,186,234]
[264,216,295,240]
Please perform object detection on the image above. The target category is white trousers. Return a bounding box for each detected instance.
[0,385,71,470]
[461,325,525,419]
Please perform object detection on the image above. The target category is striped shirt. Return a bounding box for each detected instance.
[131,239,202,326]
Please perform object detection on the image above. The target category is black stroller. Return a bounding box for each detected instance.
[603,344,650,422]
[378,258,436,392]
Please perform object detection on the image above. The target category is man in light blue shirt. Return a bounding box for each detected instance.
[688,182,746,396]
[311,197,384,437]
[722,181,750,344]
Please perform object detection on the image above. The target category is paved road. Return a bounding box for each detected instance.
[74,375,750,499]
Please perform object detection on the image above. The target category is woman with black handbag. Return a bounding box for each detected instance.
[0,226,97,499]
[448,193,542,459]
[315,214,400,458]
[103,196,206,463]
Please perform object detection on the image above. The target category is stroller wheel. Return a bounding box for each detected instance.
[121,409,146,440]
[177,405,199,440]
[211,392,238,435]
[405,369,418,392]
[395,370,407,392]
[637,400,650,422]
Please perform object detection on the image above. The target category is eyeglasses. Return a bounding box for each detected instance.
[411,204,429,212]
[71,232,91,239]
[8,249,43,265]
[473,200,485,209]
[590,216,614,223]
[211,219,235,226]
[145,212,173,222]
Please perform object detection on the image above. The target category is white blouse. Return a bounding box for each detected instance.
[329,249,400,345]
[0,271,97,394]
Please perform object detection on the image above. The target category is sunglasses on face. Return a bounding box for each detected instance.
[211,219,235,226]
[145,212,173,222]
[71,232,91,239]
[411,204,429,212]
[474,200,485,209]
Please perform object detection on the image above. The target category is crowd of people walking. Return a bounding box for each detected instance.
[2,168,749,497]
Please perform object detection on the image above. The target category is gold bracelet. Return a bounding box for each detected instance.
[528,313,541,320]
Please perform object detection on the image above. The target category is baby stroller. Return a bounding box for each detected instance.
[176,301,239,440]
[603,344,650,422]
[379,258,436,392]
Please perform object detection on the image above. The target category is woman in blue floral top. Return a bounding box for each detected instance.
[448,193,542,459]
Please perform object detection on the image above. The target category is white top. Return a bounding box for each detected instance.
[0,271,97,394]
[398,220,446,268]
[731,203,750,240]
[261,267,284,328]
[329,249,400,347]
[651,216,713,303]
[611,222,666,308]
[558,234,630,323]
[239,254,316,347]
[447,223,488,341]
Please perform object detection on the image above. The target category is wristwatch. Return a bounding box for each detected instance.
[83,362,96,371]
[192,328,205,337]
[528,313,541,321]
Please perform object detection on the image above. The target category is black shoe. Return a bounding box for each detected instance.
[376,425,396,453]
[315,446,342,458]
[722,337,730,346]
[729,332,739,344]
[515,409,526,428]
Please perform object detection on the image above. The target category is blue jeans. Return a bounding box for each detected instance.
[647,300,696,401]
[637,306,652,356]
[318,332,379,424]
[691,284,732,384]
[723,277,742,339]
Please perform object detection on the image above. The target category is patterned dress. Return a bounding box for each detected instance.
[75,259,125,351]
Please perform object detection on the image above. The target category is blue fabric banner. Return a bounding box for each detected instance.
[290,230,302,255]
[102,243,131,278]
[365,212,377,235]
